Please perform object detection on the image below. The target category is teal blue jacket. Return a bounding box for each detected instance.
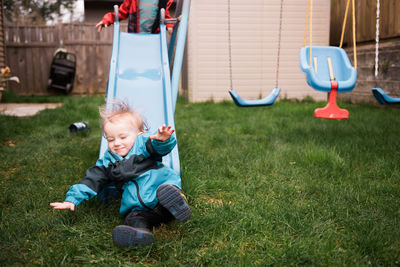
[65,132,181,215]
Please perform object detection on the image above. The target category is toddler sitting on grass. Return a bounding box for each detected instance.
[50,101,190,248]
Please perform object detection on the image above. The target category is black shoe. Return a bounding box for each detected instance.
[112,225,154,248]
[156,184,191,222]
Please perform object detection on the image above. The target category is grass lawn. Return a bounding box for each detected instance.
[1,94,399,266]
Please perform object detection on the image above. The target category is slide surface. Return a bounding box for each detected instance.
[99,19,180,175]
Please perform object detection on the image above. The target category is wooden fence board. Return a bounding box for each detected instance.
[26,47,34,94]
[4,23,119,95]
[330,0,400,46]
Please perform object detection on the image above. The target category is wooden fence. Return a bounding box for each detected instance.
[4,23,127,95]
[330,0,400,46]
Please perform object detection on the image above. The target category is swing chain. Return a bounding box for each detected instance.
[375,0,380,77]
[228,0,284,91]
[275,0,284,89]
[227,0,233,90]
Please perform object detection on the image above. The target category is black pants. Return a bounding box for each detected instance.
[124,204,174,230]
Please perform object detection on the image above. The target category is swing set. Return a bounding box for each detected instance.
[227,1,396,112]
[300,0,357,119]
[227,0,282,107]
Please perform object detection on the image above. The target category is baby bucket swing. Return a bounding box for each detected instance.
[371,0,400,104]
[227,0,282,107]
[299,0,357,119]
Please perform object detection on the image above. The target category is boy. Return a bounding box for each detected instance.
[50,101,190,247]
[95,0,175,34]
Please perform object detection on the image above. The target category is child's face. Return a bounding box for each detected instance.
[104,117,138,157]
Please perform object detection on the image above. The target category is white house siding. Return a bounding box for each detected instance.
[183,0,330,102]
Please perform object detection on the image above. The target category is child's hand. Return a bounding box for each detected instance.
[95,20,107,32]
[50,201,75,211]
[167,27,173,35]
[150,124,175,141]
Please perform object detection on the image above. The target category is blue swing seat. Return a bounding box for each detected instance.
[229,88,281,107]
[372,88,400,104]
[299,46,357,92]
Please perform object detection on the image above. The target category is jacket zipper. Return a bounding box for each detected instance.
[109,151,151,210]
[132,180,151,210]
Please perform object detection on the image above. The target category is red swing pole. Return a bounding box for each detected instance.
[314,58,349,119]
[312,0,356,119]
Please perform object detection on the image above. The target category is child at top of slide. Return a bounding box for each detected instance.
[95,0,175,34]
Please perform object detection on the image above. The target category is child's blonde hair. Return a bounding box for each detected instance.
[99,101,147,134]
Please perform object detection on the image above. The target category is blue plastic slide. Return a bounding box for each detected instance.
[98,2,190,202]
[372,88,400,104]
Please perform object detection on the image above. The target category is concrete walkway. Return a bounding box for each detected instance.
[0,103,63,117]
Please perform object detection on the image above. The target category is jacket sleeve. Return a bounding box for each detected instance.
[145,134,177,157]
[102,0,132,26]
[64,165,110,206]
[165,0,174,29]
[79,165,110,193]
[65,184,97,206]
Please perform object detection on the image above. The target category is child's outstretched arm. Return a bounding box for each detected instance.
[146,124,176,157]
[165,0,175,33]
[95,0,130,32]
[150,124,175,141]
[95,20,108,32]
[50,201,75,211]
[49,166,109,212]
